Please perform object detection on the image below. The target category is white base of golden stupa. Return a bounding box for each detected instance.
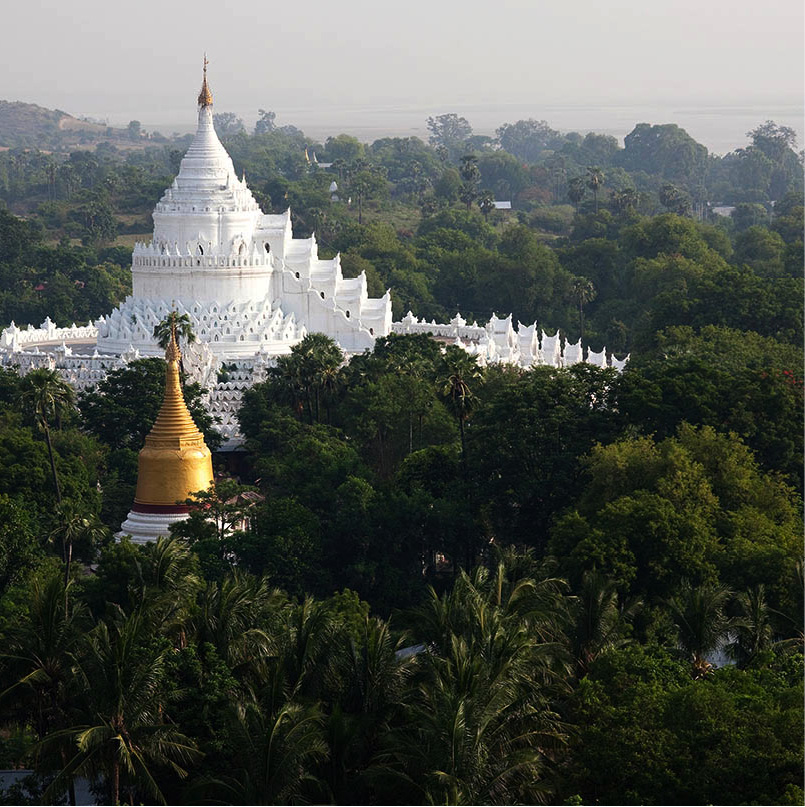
[117,508,191,544]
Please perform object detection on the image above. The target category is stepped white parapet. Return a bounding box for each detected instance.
[391,312,628,371]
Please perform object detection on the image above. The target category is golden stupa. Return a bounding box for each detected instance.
[132,329,214,509]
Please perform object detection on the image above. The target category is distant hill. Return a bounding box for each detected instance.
[0,99,121,150]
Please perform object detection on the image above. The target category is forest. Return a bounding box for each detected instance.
[0,110,802,805]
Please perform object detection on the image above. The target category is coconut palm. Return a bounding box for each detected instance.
[586,166,605,213]
[194,572,286,686]
[729,585,775,667]
[665,581,734,678]
[42,606,201,805]
[569,570,642,677]
[16,368,75,504]
[194,700,328,805]
[0,572,88,805]
[385,561,569,804]
[137,536,203,642]
[49,506,108,606]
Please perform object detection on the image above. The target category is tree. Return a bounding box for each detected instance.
[569,276,596,342]
[0,494,40,596]
[426,113,472,148]
[126,121,142,140]
[477,189,495,219]
[49,506,108,609]
[459,155,480,212]
[387,561,569,804]
[16,369,75,504]
[665,581,734,678]
[347,166,386,225]
[610,188,639,215]
[213,112,245,138]
[1,571,88,805]
[270,333,344,425]
[43,607,201,805]
[567,176,586,211]
[198,700,327,805]
[747,120,798,162]
[170,479,259,571]
[153,310,196,351]
[586,166,605,213]
[561,644,804,805]
[659,183,692,216]
[439,347,481,483]
[730,585,776,667]
[253,109,276,135]
[569,570,641,677]
[620,123,708,185]
[495,119,561,163]
[325,134,365,163]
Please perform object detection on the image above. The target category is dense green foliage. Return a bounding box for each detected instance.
[0,112,802,804]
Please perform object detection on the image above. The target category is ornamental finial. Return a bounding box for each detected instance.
[165,323,181,363]
[197,54,213,108]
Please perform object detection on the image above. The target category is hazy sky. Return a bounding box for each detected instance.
[3,0,803,140]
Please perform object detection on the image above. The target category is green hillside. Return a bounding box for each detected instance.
[0,99,111,150]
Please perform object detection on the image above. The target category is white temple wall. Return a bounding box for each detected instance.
[152,208,260,250]
[132,264,273,303]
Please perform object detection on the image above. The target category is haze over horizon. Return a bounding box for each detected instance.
[4,0,804,152]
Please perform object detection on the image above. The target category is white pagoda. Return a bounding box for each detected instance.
[95,60,391,359]
[0,62,626,448]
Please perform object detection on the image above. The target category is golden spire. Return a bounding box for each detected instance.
[132,328,213,507]
[197,54,213,108]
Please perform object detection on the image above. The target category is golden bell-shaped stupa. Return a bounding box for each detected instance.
[132,330,214,509]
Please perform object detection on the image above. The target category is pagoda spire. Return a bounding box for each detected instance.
[197,54,213,108]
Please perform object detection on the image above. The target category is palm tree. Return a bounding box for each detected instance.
[385,559,570,804]
[49,507,108,610]
[153,310,196,375]
[665,581,734,678]
[477,189,495,219]
[194,572,286,685]
[570,277,597,343]
[586,166,605,213]
[153,310,195,349]
[569,570,642,677]
[16,368,75,504]
[1,572,88,805]
[730,585,775,667]
[439,348,482,480]
[274,333,343,424]
[567,176,586,212]
[459,155,480,211]
[659,183,692,216]
[611,188,639,215]
[195,700,328,805]
[43,606,201,805]
[137,536,203,643]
